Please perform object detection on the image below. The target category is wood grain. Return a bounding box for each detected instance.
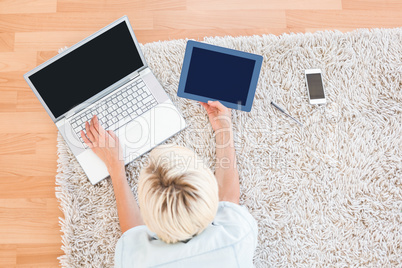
[286,10,402,28]
[0,12,153,32]
[0,245,17,266]
[0,0,401,266]
[0,0,57,14]
[16,244,62,267]
[14,31,94,51]
[342,0,402,10]
[0,72,30,91]
[0,52,37,73]
[187,0,342,10]
[153,10,287,29]
[57,0,186,12]
[0,91,17,112]
[0,198,62,244]
[0,112,55,133]
[0,33,15,52]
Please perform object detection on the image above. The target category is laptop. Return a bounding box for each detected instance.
[24,16,186,185]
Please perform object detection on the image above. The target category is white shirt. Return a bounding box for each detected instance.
[114,201,258,267]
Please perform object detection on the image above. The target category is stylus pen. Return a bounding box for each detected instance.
[270,101,303,127]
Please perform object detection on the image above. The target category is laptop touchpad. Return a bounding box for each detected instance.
[116,116,150,157]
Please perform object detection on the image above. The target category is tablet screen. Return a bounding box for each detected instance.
[184,47,256,105]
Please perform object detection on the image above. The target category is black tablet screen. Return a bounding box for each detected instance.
[184,47,256,105]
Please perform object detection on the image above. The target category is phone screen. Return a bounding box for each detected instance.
[306,73,325,99]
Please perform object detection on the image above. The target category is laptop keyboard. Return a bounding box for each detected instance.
[69,78,158,147]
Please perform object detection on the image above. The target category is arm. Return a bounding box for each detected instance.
[200,101,240,204]
[109,164,144,233]
[81,115,144,233]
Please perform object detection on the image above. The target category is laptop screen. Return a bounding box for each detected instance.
[28,21,144,119]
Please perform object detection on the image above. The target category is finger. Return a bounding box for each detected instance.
[107,130,120,145]
[199,101,209,110]
[204,101,219,114]
[92,115,105,136]
[85,121,96,142]
[90,115,99,134]
[80,130,93,149]
[89,116,100,142]
[105,130,117,148]
[207,100,227,111]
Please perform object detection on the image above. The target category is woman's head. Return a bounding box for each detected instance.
[138,145,219,244]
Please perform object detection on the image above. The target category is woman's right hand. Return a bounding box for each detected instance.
[80,115,124,173]
[199,100,232,132]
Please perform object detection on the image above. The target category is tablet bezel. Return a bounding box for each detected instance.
[177,40,263,112]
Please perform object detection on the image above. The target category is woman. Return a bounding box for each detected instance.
[81,101,258,267]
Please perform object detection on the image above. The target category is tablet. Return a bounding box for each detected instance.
[177,40,263,112]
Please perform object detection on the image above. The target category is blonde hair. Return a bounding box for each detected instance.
[138,144,219,244]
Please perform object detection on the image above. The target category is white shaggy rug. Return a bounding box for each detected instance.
[56,28,402,267]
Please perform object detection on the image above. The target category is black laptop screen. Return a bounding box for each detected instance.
[28,21,144,119]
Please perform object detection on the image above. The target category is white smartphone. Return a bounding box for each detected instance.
[305,69,326,105]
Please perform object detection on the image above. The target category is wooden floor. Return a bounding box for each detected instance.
[0,0,401,266]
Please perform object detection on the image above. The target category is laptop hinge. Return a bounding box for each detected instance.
[65,71,142,120]
[138,66,151,76]
[136,65,146,72]
[130,72,141,80]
